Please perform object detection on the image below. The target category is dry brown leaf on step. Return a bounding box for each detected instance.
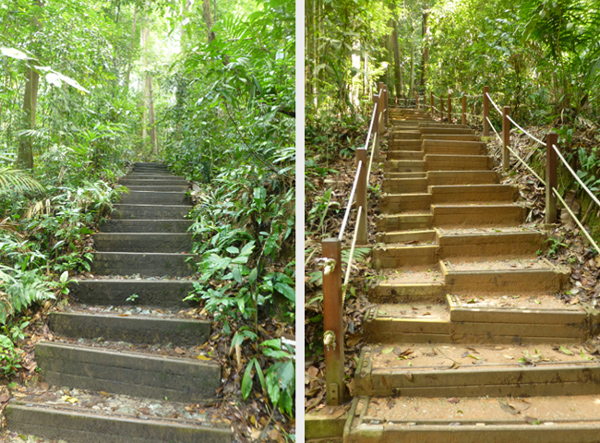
[405,372,413,381]
[306,366,319,380]
[447,397,459,404]
[346,331,362,347]
[498,399,520,415]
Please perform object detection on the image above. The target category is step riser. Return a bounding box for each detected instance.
[94,234,193,253]
[421,134,481,141]
[69,280,195,308]
[392,131,421,139]
[5,405,232,443]
[125,186,189,192]
[433,206,526,227]
[119,192,191,206]
[376,215,433,232]
[100,220,193,233]
[428,171,499,185]
[420,128,473,135]
[389,141,423,149]
[386,151,424,160]
[426,156,491,171]
[431,187,516,203]
[375,230,435,244]
[439,233,544,258]
[369,284,445,304]
[446,270,569,294]
[127,174,185,179]
[364,320,586,344]
[121,179,188,186]
[48,313,210,346]
[357,366,600,398]
[112,204,191,220]
[385,163,425,173]
[380,195,431,213]
[425,145,485,156]
[382,180,427,193]
[35,343,220,402]
[91,252,195,277]
[373,246,438,269]
[346,425,600,443]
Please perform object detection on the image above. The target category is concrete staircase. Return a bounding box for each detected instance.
[344,110,600,442]
[6,163,232,442]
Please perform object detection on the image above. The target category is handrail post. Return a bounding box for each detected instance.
[430,92,434,118]
[483,86,489,136]
[448,93,452,123]
[404,95,408,108]
[461,96,467,126]
[440,95,444,121]
[502,106,510,171]
[372,94,381,159]
[322,238,345,406]
[356,149,368,245]
[546,133,558,224]
[383,85,389,126]
[416,93,420,110]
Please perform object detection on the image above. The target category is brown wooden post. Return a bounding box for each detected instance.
[462,96,467,126]
[483,86,490,136]
[372,94,379,138]
[502,106,510,171]
[322,238,346,405]
[404,96,408,108]
[374,93,382,159]
[383,85,389,126]
[447,93,452,123]
[356,149,368,245]
[546,133,558,225]
[416,93,420,110]
[430,92,434,118]
[440,95,444,121]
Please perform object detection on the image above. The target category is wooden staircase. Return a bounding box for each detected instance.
[344,109,600,442]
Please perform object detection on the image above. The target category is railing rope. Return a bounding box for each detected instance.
[502,106,511,171]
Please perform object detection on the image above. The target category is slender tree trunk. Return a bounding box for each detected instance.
[392,19,402,98]
[147,74,157,154]
[16,67,39,170]
[125,7,137,90]
[202,0,215,43]
[409,17,415,97]
[420,8,429,87]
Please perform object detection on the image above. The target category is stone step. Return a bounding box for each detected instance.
[126,173,186,180]
[441,259,570,294]
[391,130,421,140]
[35,342,220,402]
[6,402,231,443]
[423,140,487,155]
[91,252,196,277]
[427,170,499,185]
[120,178,188,186]
[388,140,422,150]
[133,162,169,169]
[419,123,470,128]
[380,193,431,213]
[94,233,193,253]
[354,343,600,398]
[69,279,195,309]
[376,212,433,231]
[112,204,191,219]
[118,191,190,206]
[363,302,587,344]
[373,244,439,269]
[370,274,445,304]
[425,154,491,171]
[430,184,517,203]
[432,204,526,227]
[344,396,600,443]
[48,312,210,346]
[100,219,193,233]
[125,185,189,192]
[437,229,544,258]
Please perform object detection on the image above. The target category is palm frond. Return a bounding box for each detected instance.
[0,167,45,194]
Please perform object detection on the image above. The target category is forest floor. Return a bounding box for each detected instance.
[304,115,600,414]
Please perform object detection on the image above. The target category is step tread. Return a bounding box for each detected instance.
[362,342,599,373]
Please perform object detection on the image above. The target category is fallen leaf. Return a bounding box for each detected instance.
[498,399,519,415]
[197,355,211,361]
[40,382,49,391]
[61,395,78,404]
[447,397,459,404]
[381,347,395,354]
[405,372,413,381]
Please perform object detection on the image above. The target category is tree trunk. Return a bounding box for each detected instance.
[125,8,137,90]
[147,74,157,154]
[16,67,39,170]
[202,0,215,43]
[420,9,429,88]
[409,17,415,98]
[392,19,402,98]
